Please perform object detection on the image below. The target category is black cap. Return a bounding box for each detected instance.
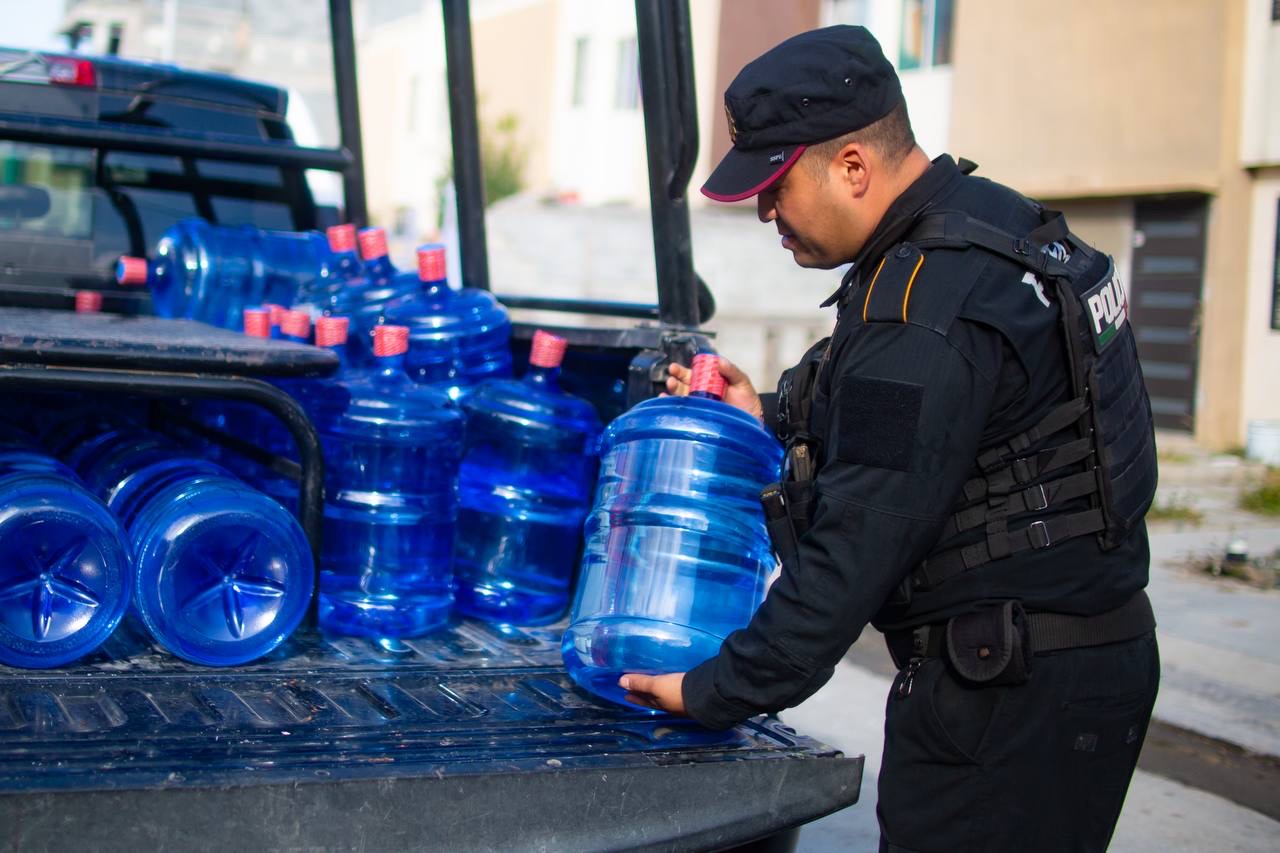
[701,26,904,202]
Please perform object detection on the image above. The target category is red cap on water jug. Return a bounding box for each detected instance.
[74,290,103,313]
[417,244,447,282]
[327,224,357,254]
[315,316,350,348]
[358,227,388,260]
[243,308,271,338]
[689,354,726,400]
[373,324,409,357]
[282,309,311,340]
[529,330,568,369]
[116,256,148,286]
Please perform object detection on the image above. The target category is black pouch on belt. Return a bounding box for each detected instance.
[761,483,800,572]
[945,600,1033,686]
[782,479,816,539]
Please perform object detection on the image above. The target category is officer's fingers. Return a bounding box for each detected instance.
[717,357,755,389]
[619,674,652,693]
[624,691,660,710]
[665,374,689,397]
[667,362,692,382]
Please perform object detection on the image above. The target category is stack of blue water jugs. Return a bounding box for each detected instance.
[0,411,314,669]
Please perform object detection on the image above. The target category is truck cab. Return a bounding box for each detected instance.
[0,3,862,849]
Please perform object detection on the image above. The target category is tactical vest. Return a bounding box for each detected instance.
[774,207,1158,595]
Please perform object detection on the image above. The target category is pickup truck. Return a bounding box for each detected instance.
[0,2,862,849]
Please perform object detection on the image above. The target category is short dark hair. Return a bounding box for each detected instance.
[801,101,916,178]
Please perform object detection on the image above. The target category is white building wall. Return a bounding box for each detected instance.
[546,0,648,205]
[1241,173,1280,434]
[1240,0,1280,168]
[823,0,953,159]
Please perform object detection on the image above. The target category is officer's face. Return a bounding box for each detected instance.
[756,153,861,269]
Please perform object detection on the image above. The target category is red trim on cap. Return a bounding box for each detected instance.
[701,145,806,203]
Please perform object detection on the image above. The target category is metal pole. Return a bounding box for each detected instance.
[635,0,700,328]
[441,0,492,291]
[329,0,369,227]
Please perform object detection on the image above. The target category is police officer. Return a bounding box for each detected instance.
[619,25,1160,852]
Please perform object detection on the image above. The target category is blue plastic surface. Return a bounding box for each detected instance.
[126,470,314,666]
[130,218,330,329]
[0,470,133,669]
[317,346,466,638]
[562,394,782,708]
[381,244,513,397]
[70,429,314,667]
[454,362,602,625]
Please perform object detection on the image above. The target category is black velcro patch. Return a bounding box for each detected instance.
[837,377,923,471]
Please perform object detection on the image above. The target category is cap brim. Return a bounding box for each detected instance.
[701,144,806,202]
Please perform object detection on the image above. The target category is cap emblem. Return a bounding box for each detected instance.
[724,103,739,145]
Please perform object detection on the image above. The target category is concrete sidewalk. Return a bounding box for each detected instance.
[1145,433,1279,758]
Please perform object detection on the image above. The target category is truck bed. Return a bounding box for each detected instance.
[1,617,861,851]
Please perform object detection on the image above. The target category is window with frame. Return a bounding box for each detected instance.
[900,0,954,71]
[570,36,590,108]
[827,0,871,27]
[614,37,640,110]
[1272,198,1280,330]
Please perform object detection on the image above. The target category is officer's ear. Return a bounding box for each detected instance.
[833,142,871,200]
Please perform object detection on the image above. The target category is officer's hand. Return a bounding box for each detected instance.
[619,672,688,715]
[665,360,764,422]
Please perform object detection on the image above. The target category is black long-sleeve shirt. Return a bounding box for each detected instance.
[683,156,1149,729]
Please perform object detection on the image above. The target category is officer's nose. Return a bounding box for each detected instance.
[757,190,777,223]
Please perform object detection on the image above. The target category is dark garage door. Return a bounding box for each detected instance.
[1130,198,1208,432]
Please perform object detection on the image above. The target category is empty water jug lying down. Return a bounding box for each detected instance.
[562,355,783,708]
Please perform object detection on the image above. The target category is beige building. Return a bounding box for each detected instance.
[946,0,1280,449]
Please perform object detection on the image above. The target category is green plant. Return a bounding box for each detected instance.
[436,110,528,226]
[1241,467,1280,516]
[481,113,527,206]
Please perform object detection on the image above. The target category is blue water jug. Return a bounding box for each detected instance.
[292,224,368,316]
[317,324,466,638]
[382,244,512,399]
[0,469,133,669]
[125,470,314,666]
[454,330,602,625]
[561,355,783,708]
[115,217,330,329]
[343,227,424,365]
[255,311,354,509]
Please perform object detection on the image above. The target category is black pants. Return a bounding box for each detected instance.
[877,632,1159,853]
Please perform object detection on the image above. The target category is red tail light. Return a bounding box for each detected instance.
[46,57,97,88]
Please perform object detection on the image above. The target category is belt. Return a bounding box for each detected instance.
[885,590,1155,670]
